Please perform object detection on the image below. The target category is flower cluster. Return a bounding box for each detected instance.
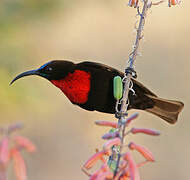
[0,123,36,180]
[128,0,181,7]
[82,113,160,180]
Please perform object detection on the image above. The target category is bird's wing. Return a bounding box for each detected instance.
[132,78,157,97]
[77,61,120,74]
[77,61,157,97]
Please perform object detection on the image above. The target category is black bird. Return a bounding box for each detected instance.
[10,60,184,124]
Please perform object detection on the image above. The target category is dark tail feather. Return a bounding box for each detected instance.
[146,95,184,124]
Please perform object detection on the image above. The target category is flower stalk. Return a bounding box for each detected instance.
[114,0,149,176]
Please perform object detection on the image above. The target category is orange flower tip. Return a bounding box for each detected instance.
[128,142,155,162]
[95,121,117,128]
[103,149,112,156]
[102,131,119,140]
[119,175,128,180]
[96,171,113,180]
[0,137,10,166]
[125,113,139,125]
[128,0,139,8]
[83,151,104,170]
[103,138,121,151]
[131,128,160,136]
[168,0,181,7]
[128,142,135,150]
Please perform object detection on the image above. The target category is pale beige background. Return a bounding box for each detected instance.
[0,0,189,179]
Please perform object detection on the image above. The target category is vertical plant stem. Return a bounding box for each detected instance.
[114,0,149,177]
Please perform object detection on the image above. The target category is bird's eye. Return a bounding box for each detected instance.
[45,67,53,73]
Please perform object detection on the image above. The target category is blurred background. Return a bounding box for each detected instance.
[0,0,189,179]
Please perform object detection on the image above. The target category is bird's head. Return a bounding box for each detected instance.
[10,60,75,85]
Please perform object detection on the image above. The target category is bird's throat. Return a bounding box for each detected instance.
[51,70,91,104]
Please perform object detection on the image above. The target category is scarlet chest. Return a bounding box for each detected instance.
[51,70,91,104]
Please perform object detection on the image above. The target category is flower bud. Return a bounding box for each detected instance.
[129,142,155,162]
[168,0,181,7]
[131,127,160,136]
[95,121,117,128]
[83,151,104,169]
[128,0,139,8]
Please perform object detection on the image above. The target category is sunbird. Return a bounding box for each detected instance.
[11,60,184,124]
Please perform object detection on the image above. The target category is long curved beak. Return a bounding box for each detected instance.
[10,69,39,85]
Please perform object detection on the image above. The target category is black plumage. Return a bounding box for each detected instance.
[11,60,184,124]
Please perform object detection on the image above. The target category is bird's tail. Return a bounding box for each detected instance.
[146,95,184,124]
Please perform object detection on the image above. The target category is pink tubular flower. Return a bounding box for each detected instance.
[131,127,160,136]
[83,151,105,169]
[95,113,138,129]
[89,163,109,180]
[129,142,155,162]
[14,136,36,153]
[168,0,181,7]
[128,0,139,8]
[95,121,117,128]
[123,152,140,180]
[0,137,10,166]
[103,137,121,151]
[11,148,27,180]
